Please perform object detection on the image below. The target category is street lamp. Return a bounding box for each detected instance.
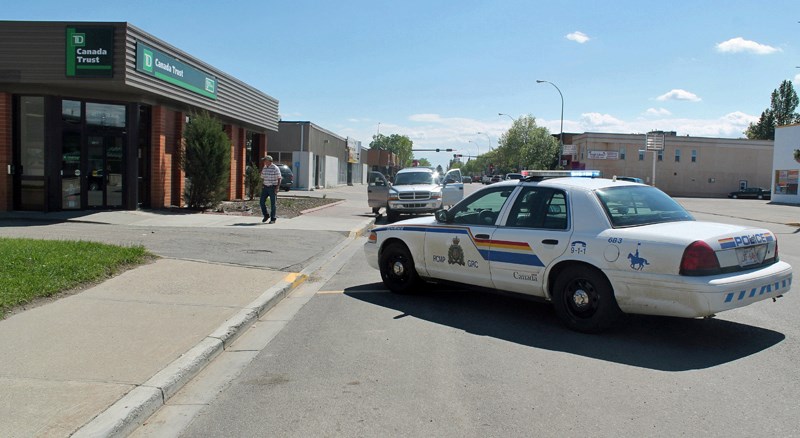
[468,140,481,156]
[536,79,564,168]
[498,113,514,123]
[476,132,492,150]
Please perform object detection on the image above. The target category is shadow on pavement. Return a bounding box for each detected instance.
[345,283,785,372]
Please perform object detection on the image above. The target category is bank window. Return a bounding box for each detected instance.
[62,100,81,125]
[638,150,644,161]
[691,149,697,163]
[619,147,626,160]
[18,96,45,210]
[657,150,663,161]
[675,149,681,162]
[86,103,126,128]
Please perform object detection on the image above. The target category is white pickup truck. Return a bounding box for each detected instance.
[368,167,464,222]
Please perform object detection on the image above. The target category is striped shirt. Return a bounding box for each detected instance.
[261,163,282,186]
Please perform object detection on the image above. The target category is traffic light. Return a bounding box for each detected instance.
[453,154,462,158]
[434,148,454,152]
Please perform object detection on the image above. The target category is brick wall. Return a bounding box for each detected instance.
[150,105,169,208]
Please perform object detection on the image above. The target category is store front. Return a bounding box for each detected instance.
[1,21,279,212]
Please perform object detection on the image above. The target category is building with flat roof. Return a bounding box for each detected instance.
[568,132,774,197]
[0,21,279,211]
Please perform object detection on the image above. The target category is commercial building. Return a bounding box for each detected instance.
[772,124,800,204]
[266,121,367,189]
[568,132,774,197]
[0,21,279,212]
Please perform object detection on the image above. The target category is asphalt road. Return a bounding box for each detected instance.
[149,202,800,437]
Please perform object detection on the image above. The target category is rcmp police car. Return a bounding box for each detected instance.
[364,171,793,333]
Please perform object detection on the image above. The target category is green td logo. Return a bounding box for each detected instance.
[143,49,154,73]
[72,33,86,46]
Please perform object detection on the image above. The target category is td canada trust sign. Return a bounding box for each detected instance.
[135,42,217,100]
[65,26,114,78]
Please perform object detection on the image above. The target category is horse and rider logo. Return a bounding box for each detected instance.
[627,243,649,270]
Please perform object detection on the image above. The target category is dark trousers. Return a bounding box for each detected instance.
[260,185,277,219]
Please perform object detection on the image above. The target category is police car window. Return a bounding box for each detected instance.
[506,187,568,229]
[450,187,513,226]
[596,186,694,227]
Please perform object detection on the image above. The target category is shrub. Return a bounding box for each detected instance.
[182,112,231,209]
[245,162,262,200]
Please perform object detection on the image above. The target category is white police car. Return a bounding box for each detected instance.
[364,171,793,333]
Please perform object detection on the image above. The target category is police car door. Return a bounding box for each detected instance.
[489,186,572,297]
[441,169,464,207]
[424,185,516,288]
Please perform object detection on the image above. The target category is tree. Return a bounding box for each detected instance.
[181,111,231,209]
[436,164,444,174]
[746,80,800,140]
[417,157,432,167]
[496,115,560,171]
[371,133,414,168]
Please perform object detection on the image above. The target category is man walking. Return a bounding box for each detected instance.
[260,155,282,223]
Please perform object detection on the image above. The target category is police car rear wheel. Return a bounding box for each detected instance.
[380,243,419,294]
[552,266,621,333]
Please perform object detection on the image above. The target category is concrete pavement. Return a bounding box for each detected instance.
[0,185,375,437]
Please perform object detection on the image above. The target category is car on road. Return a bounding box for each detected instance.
[462,176,472,183]
[505,173,523,181]
[365,172,792,333]
[490,175,503,184]
[482,175,492,184]
[728,187,771,200]
[277,164,294,191]
[367,167,464,222]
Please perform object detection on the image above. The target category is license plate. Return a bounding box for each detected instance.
[736,245,765,267]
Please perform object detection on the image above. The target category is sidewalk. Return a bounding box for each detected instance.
[0,185,375,438]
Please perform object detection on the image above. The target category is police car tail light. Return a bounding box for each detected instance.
[680,241,721,276]
[367,231,377,243]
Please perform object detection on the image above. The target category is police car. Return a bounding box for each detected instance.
[364,171,793,333]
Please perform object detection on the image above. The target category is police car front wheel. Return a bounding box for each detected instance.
[380,243,420,294]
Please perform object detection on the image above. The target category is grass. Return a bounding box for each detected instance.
[0,237,153,319]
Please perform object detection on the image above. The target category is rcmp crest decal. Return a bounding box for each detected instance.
[448,236,465,266]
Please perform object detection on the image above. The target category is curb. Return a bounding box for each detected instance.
[299,199,346,215]
[72,219,374,437]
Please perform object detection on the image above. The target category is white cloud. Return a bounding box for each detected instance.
[794,74,800,86]
[656,89,702,102]
[644,108,672,117]
[715,37,781,55]
[342,110,759,170]
[566,31,590,44]
[581,112,625,128]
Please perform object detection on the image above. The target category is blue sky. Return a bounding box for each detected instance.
[9,0,800,169]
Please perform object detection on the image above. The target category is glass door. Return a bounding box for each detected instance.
[87,134,124,208]
[61,132,82,209]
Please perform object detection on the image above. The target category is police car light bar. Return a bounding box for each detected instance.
[522,169,601,181]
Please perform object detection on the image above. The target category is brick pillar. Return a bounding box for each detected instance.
[172,111,185,206]
[235,127,246,199]
[0,93,11,211]
[260,132,268,161]
[150,105,169,208]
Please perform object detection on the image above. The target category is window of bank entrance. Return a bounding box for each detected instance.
[16,96,45,210]
[14,96,131,211]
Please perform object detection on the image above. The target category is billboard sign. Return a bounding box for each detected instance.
[65,26,114,77]
[136,42,217,99]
